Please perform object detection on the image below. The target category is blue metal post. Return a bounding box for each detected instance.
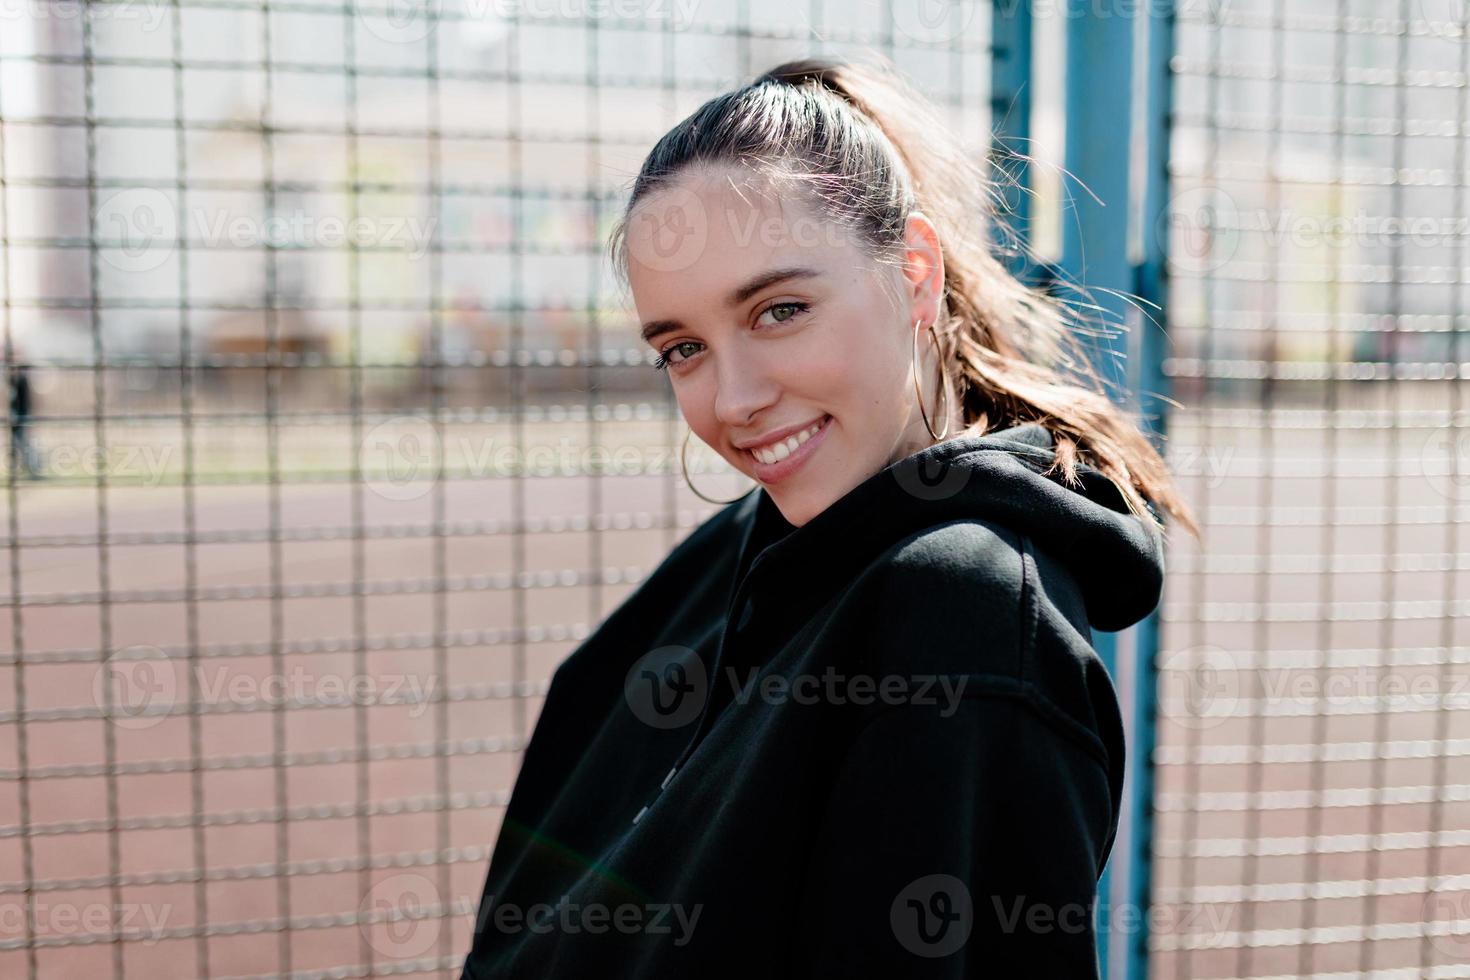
[990,3,1175,976]
[1057,2,1134,973]
[1122,2,1180,978]
[988,0,1037,285]
[1053,3,1172,979]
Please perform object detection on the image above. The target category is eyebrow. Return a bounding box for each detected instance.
[639,266,822,345]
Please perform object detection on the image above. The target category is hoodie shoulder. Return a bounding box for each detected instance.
[860,518,1028,680]
[854,517,1121,768]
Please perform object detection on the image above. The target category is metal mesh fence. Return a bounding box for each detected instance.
[0,2,993,977]
[1152,0,1470,976]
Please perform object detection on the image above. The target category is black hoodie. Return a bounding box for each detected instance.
[459,421,1166,979]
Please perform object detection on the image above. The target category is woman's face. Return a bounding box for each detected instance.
[625,166,952,527]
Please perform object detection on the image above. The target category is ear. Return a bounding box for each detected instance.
[900,211,945,328]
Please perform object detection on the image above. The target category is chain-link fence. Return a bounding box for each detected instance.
[0,2,995,977]
[1153,0,1470,975]
[5,1,1467,977]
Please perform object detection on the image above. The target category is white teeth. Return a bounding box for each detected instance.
[750,418,825,465]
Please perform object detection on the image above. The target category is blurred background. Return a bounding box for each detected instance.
[0,0,1466,977]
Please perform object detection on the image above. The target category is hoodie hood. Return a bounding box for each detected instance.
[728,420,1166,633]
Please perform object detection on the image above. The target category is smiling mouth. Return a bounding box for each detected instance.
[743,415,829,464]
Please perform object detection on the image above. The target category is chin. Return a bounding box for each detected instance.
[768,485,831,529]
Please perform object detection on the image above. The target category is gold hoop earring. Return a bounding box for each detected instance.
[912,317,952,442]
[681,429,747,505]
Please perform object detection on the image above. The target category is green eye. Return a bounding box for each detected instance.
[653,301,810,373]
[760,301,810,326]
[654,341,700,372]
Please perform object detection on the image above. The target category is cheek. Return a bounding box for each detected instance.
[672,375,724,444]
[774,325,858,401]
[808,334,900,414]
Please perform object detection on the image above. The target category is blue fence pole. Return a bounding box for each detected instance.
[1053,3,1169,979]
[1123,1,1180,976]
[988,0,1036,285]
[989,2,1174,975]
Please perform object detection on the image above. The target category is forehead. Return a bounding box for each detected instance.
[623,167,853,303]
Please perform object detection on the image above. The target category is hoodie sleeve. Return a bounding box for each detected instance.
[786,521,1124,978]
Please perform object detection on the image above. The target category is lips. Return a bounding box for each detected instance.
[734,415,829,454]
[742,414,834,485]
[744,415,829,463]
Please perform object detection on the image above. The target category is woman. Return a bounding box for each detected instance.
[460,55,1200,979]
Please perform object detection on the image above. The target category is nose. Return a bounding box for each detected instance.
[712,346,779,430]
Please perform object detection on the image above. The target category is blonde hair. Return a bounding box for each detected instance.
[608,53,1201,542]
